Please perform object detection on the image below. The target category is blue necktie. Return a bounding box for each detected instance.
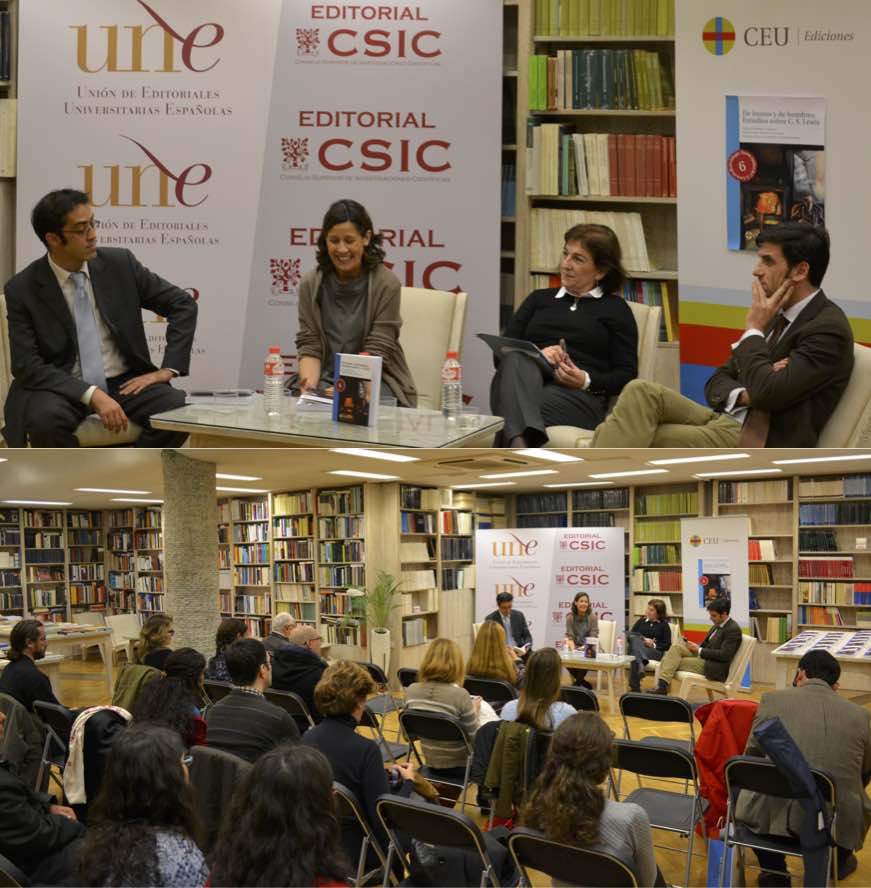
[70,271,108,392]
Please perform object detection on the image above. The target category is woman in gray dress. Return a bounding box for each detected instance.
[564,591,599,690]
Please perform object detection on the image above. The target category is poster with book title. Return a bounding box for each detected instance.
[332,353,381,428]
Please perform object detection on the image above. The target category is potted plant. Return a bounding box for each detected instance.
[351,569,400,675]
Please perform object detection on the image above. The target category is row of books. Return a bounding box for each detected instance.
[749,539,781,561]
[799,582,871,604]
[108,531,133,551]
[0,530,20,546]
[531,208,652,272]
[633,519,680,542]
[798,475,871,499]
[636,491,697,516]
[318,565,365,588]
[0,551,19,568]
[402,618,431,647]
[401,570,437,592]
[748,564,774,586]
[135,510,162,529]
[441,537,473,561]
[401,512,436,534]
[400,487,443,511]
[275,583,316,603]
[110,553,135,571]
[136,593,163,612]
[752,614,792,644]
[529,49,673,112]
[134,530,162,549]
[26,566,65,581]
[441,511,473,535]
[69,546,103,563]
[69,564,105,581]
[108,510,134,528]
[235,595,271,616]
[66,512,102,529]
[25,548,65,564]
[109,590,136,612]
[719,480,791,505]
[233,543,269,565]
[24,531,63,548]
[136,576,164,594]
[633,543,679,564]
[798,557,855,579]
[798,606,849,627]
[320,541,364,563]
[69,584,107,606]
[317,488,363,516]
[319,516,364,539]
[533,0,674,37]
[401,540,437,562]
[137,553,163,571]
[273,516,314,539]
[23,511,63,529]
[572,511,617,527]
[273,561,314,583]
[273,492,313,515]
[517,492,569,513]
[402,588,438,615]
[67,531,101,547]
[275,602,317,623]
[631,568,680,592]
[236,566,270,586]
[218,549,231,570]
[230,500,268,522]
[442,566,475,591]
[798,531,840,553]
[0,570,19,587]
[108,571,135,590]
[0,592,23,610]
[502,163,517,218]
[799,502,871,526]
[274,539,313,560]
[239,616,272,638]
[518,514,568,528]
[0,509,19,524]
[29,589,64,608]
[321,617,366,648]
[574,488,629,510]
[233,523,268,543]
[219,591,232,613]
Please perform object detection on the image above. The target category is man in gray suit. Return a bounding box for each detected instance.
[737,650,871,885]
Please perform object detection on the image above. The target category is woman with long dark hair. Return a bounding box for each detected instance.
[209,744,348,887]
[500,647,574,731]
[627,597,672,692]
[564,590,599,689]
[523,712,662,886]
[74,723,206,887]
[204,617,248,682]
[291,198,417,407]
[132,647,207,747]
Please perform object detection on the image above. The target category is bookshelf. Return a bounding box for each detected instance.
[66,510,106,614]
[106,510,136,615]
[217,500,232,619]
[134,507,164,618]
[23,508,67,624]
[437,494,476,651]
[0,0,17,289]
[0,508,22,616]
[516,490,569,527]
[272,490,318,630]
[230,496,272,639]
[399,485,440,651]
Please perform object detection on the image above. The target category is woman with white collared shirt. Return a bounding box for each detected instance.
[490,224,638,447]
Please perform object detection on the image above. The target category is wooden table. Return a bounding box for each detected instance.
[560,652,632,714]
[772,630,871,699]
[0,653,65,698]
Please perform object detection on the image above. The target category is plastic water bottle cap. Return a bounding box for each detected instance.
[446,351,458,359]
[269,346,281,354]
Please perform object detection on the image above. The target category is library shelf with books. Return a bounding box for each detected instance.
[438,493,476,650]
[134,507,164,618]
[0,0,17,290]
[0,508,22,616]
[515,490,569,527]
[23,508,68,624]
[230,496,271,639]
[66,510,106,614]
[106,510,136,616]
[272,490,318,631]
[399,485,440,651]
[217,500,232,619]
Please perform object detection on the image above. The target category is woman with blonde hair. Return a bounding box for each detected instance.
[132,614,174,670]
[467,621,520,687]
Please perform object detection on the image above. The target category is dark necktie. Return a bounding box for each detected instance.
[738,314,790,447]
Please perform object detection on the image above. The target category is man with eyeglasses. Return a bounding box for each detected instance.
[2,188,197,447]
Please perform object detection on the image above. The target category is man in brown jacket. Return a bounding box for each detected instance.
[737,650,871,884]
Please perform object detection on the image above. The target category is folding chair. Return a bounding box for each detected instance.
[619,692,696,754]
[399,709,474,812]
[357,661,402,718]
[464,676,517,713]
[202,679,233,706]
[375,793,501,887]
[264,688,316,730]
[396,667,418,691]
[358,705,409,763]
[523,729,552,795]
[32,701,74,796]
[0,852,29,888]
[560,685,600,712]
[189,745,252,852]
[612,739,707,888]
[508,826,638,887]
[720,755,838,888]
[334,781,390,887]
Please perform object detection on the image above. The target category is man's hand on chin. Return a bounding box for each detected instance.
[90,389,129,434]
[745,278,794,332]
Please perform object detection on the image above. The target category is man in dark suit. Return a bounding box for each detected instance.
[736,650,871,885]
[650,597,742,694]
[485,591,533,652]
[591,223,854,448]
[3,188,197,447]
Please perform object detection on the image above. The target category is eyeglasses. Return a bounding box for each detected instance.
[61,218,101,236]
[181,754,193,767]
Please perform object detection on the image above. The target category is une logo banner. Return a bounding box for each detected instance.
[491,534,539,558]
[71,0,224,74]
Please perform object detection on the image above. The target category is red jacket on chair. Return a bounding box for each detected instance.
[694,699,758,836]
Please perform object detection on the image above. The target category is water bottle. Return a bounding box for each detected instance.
[615,636,625,658]
[441,351,462,421]
[263,346,285,416]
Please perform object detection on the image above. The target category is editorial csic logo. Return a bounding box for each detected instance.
[269,259,302,297]
[281,137,310,171]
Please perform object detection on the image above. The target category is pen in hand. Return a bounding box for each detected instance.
[559,338,567,362]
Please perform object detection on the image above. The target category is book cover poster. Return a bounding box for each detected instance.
[697,557,731,608]
[332,354,382,428]
[726,96,826,251]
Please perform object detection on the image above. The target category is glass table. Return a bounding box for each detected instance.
[151,394,503,448]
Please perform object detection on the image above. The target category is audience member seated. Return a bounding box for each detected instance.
[467,620,521,688]
[204,618,248,682]
[271,625,328,726]
[406,638,479,777]
[0,618,62,711]
[737,650,871,885]
[627,597,672,692]
[131,613,175,670]
[485,591,533,654]
[563,591,599,689]
[490,222,638,447]
[522,711,664,886]
[73,723,208,887]
[303,660,416,870]
[205,638,299,763]
[132,648,207,747]
[501,647,575,731]
[208,744,349,887]
[650,597,742,695]
[0,710,84,884]
[262,611,296,655]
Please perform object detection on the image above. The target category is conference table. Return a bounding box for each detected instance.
[560,652,632,714]
[151,395,503,448]
[0,653,65,699]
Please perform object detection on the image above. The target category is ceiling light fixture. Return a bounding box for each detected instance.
[542,481,615,488]
[588,469,670,480]
[329,448,419,463]
[3,499,73,506]
[327,471,400,481]
[215,473,263,481]
[771,454,871,466]
[479,469,559,479]
[215,486,270,494]
[110,498,164,504]
[694,469,783,479]
[511,449,583,463]
[75,487,152,495]
[648,453,751,466]
[451,482,517,489]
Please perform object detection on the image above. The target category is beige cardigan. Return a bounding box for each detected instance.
[295,264,418,407]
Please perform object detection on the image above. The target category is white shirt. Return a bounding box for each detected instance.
[724,289,821,422]
[551,285,603,390]
[48,254,129,405]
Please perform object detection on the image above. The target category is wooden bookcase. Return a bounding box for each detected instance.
[229,496,271,638]
[133,507,164,618]
[66,510,106,614]
[217,500,232,619]
[399,485,440,653]
[106,509,136,615]
[271,490,318,630]
[22,508,67,623]
[0,507,22,617]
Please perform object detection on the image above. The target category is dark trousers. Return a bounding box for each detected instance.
[490,352,607,446]
[754,843,852,880]
[24,370,188,447]
[628,635,664,687]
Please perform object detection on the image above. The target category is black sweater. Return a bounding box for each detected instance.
[503,288,638,396]
[0,656,60,712]
[628,618,672,652]
[205,689,300,763]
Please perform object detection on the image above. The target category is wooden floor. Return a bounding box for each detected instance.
[62,656,871,887]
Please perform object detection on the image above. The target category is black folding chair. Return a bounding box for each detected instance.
[33,701,74,795]
[189,745,252,852]
[720,755,838,888]
[358,705,409,763]
[334,781,391,887]
[464,676,517,713]
[202,679,233,706]
[523,729,552,795]
[508,826,638,887]
[0,853,29,888]
[264,687,316,730]
[619,692,696,754]
[396,667,418,691]
[357,661,402,718]
[560,685,600,712]
[612,739,707,888]
[399,709,474,812]
[375,793,501,887]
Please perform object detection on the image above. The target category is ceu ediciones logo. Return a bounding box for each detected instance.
[702,16,736,55]
[689,534,702,548]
